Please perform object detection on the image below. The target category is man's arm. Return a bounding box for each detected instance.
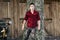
[22,20,26,30]
[22,12,28,30]
[37,20,40,30]
[37,12,40,30]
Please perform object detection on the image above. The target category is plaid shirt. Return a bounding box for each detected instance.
[24,10,40,28]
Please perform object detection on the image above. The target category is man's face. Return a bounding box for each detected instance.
[29,5,35,10]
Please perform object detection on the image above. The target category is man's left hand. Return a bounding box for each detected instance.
[38,26,40,31]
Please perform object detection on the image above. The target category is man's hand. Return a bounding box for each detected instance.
[38,26,40,31]
[22,25,24,31]
[37,20,40,31]
[22,20,26,31]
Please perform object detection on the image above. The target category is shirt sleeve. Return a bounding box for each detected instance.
[37,12,40,20]
[24,12,28,21]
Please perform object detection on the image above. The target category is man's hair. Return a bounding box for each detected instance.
[29,3,35,6]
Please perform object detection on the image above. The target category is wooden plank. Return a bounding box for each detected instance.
[9,2,15,39]
[18,3,26,36]
[44,1,60,36]
[20,0,27,3]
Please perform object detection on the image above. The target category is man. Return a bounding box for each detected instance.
[22,3,40,40]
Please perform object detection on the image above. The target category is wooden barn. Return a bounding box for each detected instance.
[44,0,60,40]
[0,0,59,40]
[44,0,59,36]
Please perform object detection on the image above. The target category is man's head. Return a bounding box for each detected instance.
[29,3,35,11]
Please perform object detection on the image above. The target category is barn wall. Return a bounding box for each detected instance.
[0,0,26,39]
[44,1,60,36]
[0,0,60,39]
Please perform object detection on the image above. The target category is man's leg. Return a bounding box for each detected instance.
[25,29,31,40]
[30,28,36,40]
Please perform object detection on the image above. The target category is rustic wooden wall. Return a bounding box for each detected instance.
[0,0,26,39]
[0,0,60,39]
[44,0,60,36]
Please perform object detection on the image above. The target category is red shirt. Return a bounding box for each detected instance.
[24,10,40,28]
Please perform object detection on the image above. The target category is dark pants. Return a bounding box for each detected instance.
[25,28,36,40]
[25,29,31,40]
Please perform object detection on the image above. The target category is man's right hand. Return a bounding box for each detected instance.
[22,26,24,31]
[22,20,26,31]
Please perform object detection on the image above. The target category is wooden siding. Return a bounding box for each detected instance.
[44,1,60,36]
[0,0,26,39]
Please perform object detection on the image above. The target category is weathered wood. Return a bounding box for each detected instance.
[0,0,27,39]
[44,1,60,36]
[20,0,27,3]
[0,0,59,39]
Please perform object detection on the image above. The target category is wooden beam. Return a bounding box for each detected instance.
[0,0,10,2]
[19,0,27,3]
[0,0,3,2]
[3,0,10,2]
[45,0,59,4]
[19,18,52,21]
[45,0,59,2]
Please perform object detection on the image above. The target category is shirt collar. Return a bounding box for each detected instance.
[29,10,36,13]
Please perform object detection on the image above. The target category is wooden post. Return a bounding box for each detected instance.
[13,0,18,38]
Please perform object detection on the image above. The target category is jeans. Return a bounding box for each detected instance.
[25,27,36,40]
